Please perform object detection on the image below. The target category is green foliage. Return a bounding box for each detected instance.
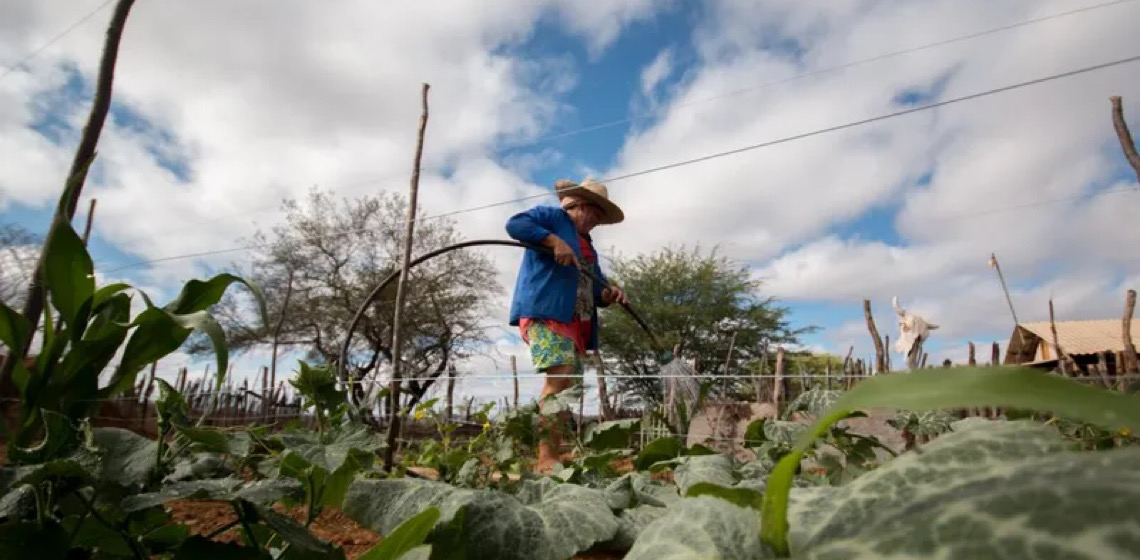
[597,244,808,404]
[0,200,266,446]
[289,360,349,435]
[758,366,1140,557]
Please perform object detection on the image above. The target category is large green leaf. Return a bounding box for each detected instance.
[105,306,192,397]
[359,507,441,560]
[628,420,1140,559]
[0,519,70,560]
[583,418,640,451]
[163,273,268,327]
[0,300,33,353]
[343,477,620,560]
[673,454,736,495]
[797,420,1140,559]
[634,436,684,471]
[759,366,1140,556]
[121,477,302,512]
[92,427,158,488]
[623,496,763,560]
[42,213,94,334]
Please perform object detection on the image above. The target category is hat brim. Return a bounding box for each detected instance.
[556,184,625,225]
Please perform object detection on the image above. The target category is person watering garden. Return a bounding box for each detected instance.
[505,178,629,473]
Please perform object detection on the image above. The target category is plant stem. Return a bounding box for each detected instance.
[79,491,145,560]
[204,519,241,540]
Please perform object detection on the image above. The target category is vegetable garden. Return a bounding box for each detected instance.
[4,2,1140,558]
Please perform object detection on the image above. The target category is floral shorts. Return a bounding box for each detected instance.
[523,321,585,378]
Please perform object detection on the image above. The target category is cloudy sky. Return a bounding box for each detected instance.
[2,0,1139,414]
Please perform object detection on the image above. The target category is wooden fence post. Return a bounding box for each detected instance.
[864,300,886,374]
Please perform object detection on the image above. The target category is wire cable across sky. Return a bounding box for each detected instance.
[98,52,1140,274]
[71,0,1140,237]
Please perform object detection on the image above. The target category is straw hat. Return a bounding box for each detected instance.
[554,178,624,225]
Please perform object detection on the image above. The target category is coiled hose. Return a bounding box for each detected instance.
[335,239,667,396]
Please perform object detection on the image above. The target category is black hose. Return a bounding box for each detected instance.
[335,239,664,390]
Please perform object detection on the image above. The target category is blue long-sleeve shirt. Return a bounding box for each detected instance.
[505,204,610,351]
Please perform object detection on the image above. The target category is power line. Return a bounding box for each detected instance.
[81,0,1139,238]
[0,0,116,81]
[97,53,1140,274]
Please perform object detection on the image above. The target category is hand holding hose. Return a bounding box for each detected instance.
[543,234,578,267]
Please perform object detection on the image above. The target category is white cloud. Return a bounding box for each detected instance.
[4,0,1140,411]
[640,48,674,98]
[594,0,1140,365]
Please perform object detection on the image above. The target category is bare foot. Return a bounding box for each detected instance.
[535,458,561,475]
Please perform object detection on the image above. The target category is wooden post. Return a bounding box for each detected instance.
[1122,289,1137,381]
[991,342,1000,366]
[510,355,519,411]
[772,346,785,410]
[1109,96,1140,183]
[968,342,977,366]
[883,335,891,373]
[863,300,886,374]
[384,83,431,471]
[445,364,455,420]
[1096,352,1113,389]
[595,350,614,421]
[755,345,769,404]
[1049,299,1070,376]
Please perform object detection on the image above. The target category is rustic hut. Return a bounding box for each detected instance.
[1003,319,1139,371]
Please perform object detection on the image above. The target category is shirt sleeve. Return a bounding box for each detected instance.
[505,205,557,245]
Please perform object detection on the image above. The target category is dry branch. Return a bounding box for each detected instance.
[1110,96,1140,184]
[385,83,431,471]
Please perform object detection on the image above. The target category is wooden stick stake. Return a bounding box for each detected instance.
[511,355,519,411]
[385,83,431,471]
[1110,96,1140,184]
[1122,289,1138,381]
[863,300,886,374]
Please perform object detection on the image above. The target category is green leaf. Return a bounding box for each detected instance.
[0,299,33,353]
[759,366,1140,557]
[0,519,70,560]
[634,436,684,471]
[583,418,640,451]
[92,427,158,488]
[106,306,191,397]
[63,512,135,556]
[7,410,83,464]
[163,273,268,327]
[254,502,346,560]
[42,213,94,334]
[169,309,231,394]
[624,496,762,560]
[359,507,441,560]
[796,420,1140,558]
[685,482,762,510]
[172,535,265,560]
[121,477,302,512]
[674,454,736,495]
[343,477,619,560]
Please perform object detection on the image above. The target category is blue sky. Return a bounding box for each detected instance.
[3,0,1140,411]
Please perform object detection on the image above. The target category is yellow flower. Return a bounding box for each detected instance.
[482,421,491,431]
[1120,427,1132,438]
[414,410,425,420]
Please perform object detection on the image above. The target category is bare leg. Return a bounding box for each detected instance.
[536,363,575,473]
